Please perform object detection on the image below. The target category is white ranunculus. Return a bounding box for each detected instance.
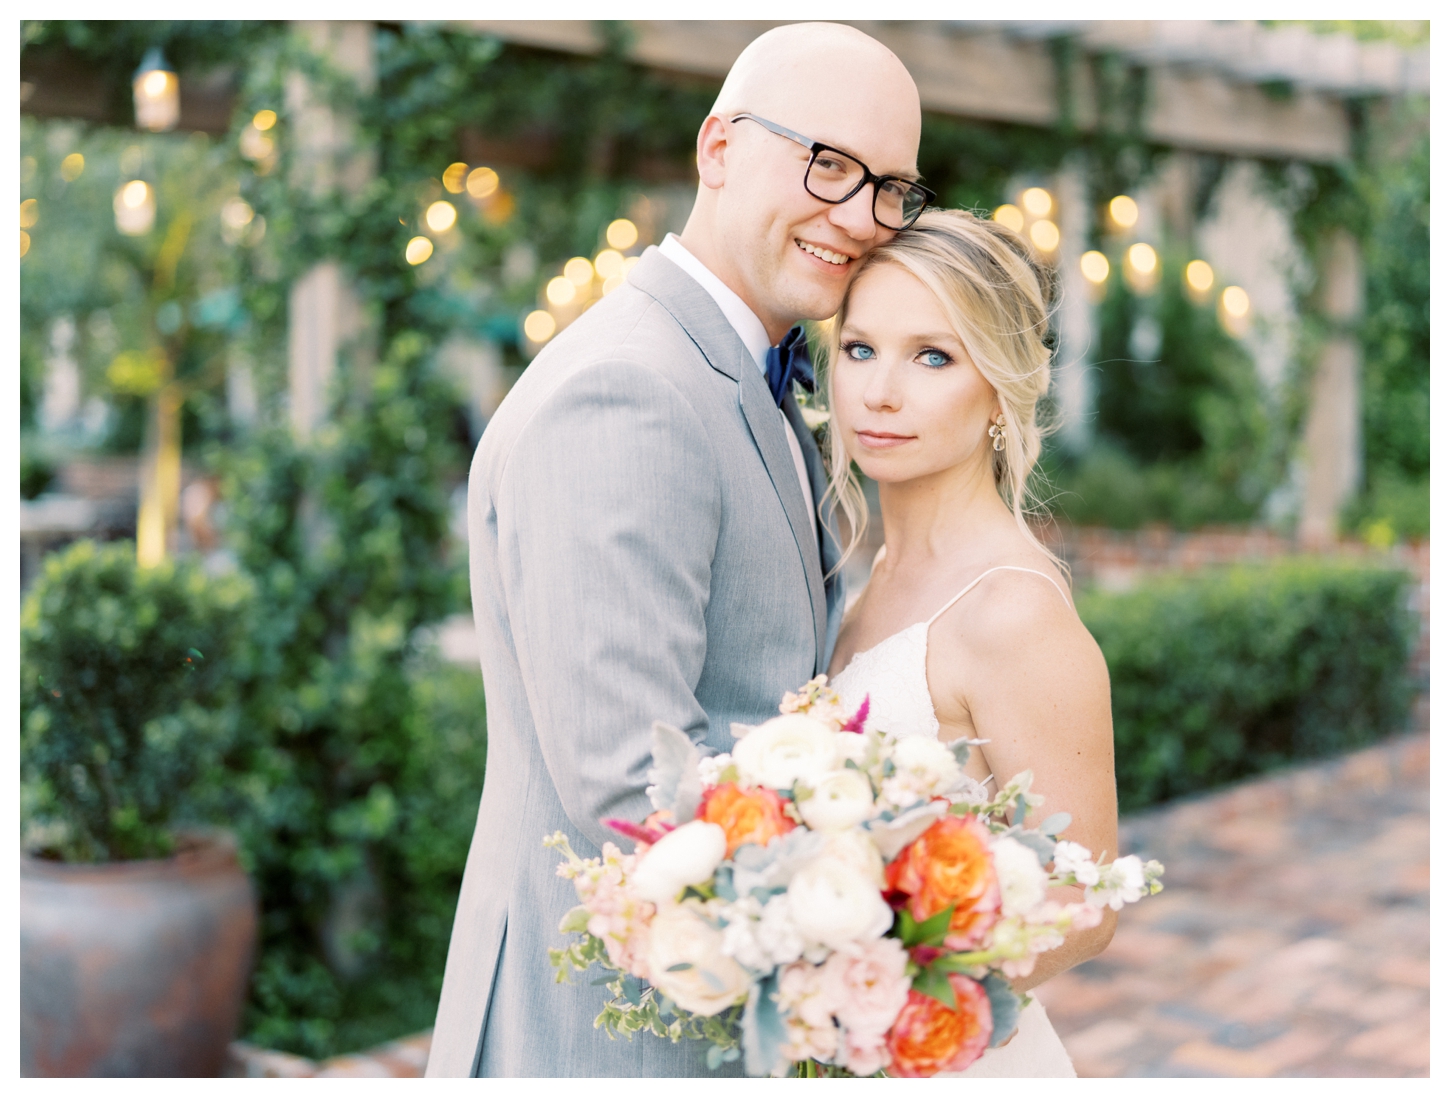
[887,735,962,793]
[630,821,726,905]
[1052,840,1100,887]
[787,849,894,950]
[834,731,869,767]
[992,835,1048,917]
[799,768,876,832]
[646,902,752,1016]
[733,714,838,790]
[820,828,886,887]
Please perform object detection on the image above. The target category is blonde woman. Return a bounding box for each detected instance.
[824,209,1117,1077]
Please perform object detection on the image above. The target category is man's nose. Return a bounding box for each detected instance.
[828,184,879,241]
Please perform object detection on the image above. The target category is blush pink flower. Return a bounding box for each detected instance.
[842,1028,892,1077]
[566,841,655,978]
[776,960,840,1065]
[818,937,912,1039]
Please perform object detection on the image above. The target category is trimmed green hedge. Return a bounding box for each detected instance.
[1079,560,1417,812]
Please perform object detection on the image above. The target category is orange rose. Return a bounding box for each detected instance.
[886,974,994,1077]
[884,814,1001,950]
[696,782,796,856]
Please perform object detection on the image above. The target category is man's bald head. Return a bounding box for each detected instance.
[677,23,924,341]
[711,23,921,177]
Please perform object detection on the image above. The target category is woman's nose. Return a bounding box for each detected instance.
[861,361,902,412]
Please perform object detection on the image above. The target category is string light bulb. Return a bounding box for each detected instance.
[114,180,156,235]
[1108,195,1139,230]
[593,249,624,280]
[1185,260,1215,294]
[605,218,639,250]
[466,167,499,200]
[1080,250,1110,285]
[1219,285,1251,336]
[405,236,434,265]
[992,204,1025,234]
[1221,286,1250,318]
[564,257,595,287]
[133,48,179,132]
[1127,243,1158,275]
[523,310,556,344]
[442,163,468,194]
[1125,242,1159,295]
[425,201,457,233]
[546,276,577,306]
[1021,187,1053,218]
[1029,220,1060,253]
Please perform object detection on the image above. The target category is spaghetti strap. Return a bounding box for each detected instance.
[926,566,1072,627]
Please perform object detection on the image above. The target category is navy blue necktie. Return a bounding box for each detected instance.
[764,324,816,408]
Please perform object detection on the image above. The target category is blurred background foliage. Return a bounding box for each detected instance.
[18,20,1428,1058]
[1080,560,1416,812]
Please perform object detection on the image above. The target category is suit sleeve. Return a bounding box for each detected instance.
[493,359,721,852]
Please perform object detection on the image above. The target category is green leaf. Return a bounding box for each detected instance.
[897,903,956,947]
[1039,811,1071,836]
[912,965,957,1010]
[558,905,591,934]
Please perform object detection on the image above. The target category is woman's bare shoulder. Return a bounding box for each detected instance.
[934,560,1104,683]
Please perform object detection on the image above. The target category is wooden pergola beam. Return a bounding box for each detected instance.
[460,19,1354,162]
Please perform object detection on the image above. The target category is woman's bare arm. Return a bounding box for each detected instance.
[928,571,1119,991]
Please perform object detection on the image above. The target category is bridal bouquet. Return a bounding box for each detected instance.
[545,677,1162,1077]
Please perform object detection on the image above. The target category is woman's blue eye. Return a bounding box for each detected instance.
[844,342,875,361]
[920,348,951,368]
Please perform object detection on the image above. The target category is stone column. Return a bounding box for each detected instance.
[1298,228,1362,546]
[1051,161,1094,453]
[285,21,375,440]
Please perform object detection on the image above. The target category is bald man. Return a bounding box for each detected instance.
[428,24,923,1077]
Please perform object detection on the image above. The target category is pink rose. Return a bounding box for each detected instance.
[842,1029,891,1077]
[818,937,912,1038]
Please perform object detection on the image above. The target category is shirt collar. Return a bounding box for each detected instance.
[658,233,771,376]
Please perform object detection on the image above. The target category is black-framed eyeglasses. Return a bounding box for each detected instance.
[730,112,935,231]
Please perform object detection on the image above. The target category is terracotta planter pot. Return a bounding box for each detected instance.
[21,831,258,1077]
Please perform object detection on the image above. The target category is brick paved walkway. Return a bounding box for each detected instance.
[227,725,1430,1078]
[1036,727,1430,1078]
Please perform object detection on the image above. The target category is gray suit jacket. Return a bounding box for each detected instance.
[427,249,844,1077]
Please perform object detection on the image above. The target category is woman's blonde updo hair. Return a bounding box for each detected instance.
[821,207,1060,572]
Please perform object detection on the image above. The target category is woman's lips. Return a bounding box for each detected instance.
[856,430,914,450]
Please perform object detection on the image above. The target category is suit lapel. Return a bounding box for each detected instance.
[780,392,843,672]
[630,248,831,670]
[738,362,827,670]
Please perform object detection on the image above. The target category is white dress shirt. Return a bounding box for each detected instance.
[657,234,817,538]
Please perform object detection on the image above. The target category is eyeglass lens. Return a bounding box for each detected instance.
[805,150,927,229]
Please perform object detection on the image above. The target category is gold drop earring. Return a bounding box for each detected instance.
[988,413,1006,451]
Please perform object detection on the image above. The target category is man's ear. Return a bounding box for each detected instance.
[695,114,729,191]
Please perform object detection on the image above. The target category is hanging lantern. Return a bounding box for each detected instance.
[133,48,180,133]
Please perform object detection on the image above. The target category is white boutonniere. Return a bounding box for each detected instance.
[795,391,830,432]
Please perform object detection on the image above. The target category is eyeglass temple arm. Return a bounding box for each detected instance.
[729,113,817,152]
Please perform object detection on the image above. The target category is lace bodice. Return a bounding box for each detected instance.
[831,621,939,740]
[828,565,1071,742]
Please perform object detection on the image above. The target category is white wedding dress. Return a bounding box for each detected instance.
[830,565,1078,1078]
